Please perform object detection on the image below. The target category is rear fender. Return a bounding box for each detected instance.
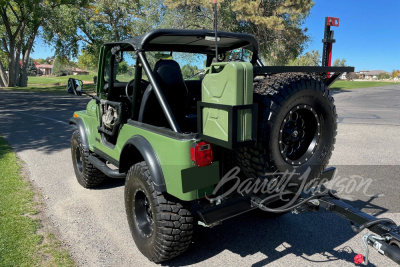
[120,135,167,192]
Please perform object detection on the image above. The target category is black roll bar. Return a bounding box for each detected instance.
[131,59,143,119]
[137,52,181,133]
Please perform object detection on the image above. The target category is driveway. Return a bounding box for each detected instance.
[1,84,400,267]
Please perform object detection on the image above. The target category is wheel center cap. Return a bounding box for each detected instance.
[292,130,299,138]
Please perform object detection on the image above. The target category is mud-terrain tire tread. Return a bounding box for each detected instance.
[71,130,107,188]
[125,162,193,263]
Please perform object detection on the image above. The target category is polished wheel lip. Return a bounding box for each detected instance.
[75,148,83,173]
[278,104,320,166]
[133,188,154,238]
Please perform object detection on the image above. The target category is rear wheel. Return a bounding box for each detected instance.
[125,162,193,263]
[235,73,337,199]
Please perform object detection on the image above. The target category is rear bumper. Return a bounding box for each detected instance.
[197,167,336,225]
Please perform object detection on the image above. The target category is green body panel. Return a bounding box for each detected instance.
[74,107,216,201]
[72,45,237,202]
[202,62,253,142]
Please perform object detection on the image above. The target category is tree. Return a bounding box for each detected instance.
[117,61,129,75]
[287,50,321,66]
[333,58,347,67]
[377,72,390,80]
[43,0,163,67]
[164,0,314,65]
[34,57,53,65]
[346,72,357,80]
[52,56,72,76]
[77,49,98,71]
[27,58,37,76]
[0,0,88,87]
[392,69,399,79]
[181,64,199,79]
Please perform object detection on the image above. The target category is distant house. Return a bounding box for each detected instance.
[36,64,53,75]
[71,67,89,75]
[355,70,370,79]
[355,70,390,80]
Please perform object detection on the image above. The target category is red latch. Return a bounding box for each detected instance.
[354,254,364,265]
[327,17,340,27]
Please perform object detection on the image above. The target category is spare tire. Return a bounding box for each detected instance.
[235,73,337,187]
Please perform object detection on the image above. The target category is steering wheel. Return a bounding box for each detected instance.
[125,78,148,103]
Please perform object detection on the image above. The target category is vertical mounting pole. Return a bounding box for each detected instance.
[214,0,218,62]
[322,17,340,78]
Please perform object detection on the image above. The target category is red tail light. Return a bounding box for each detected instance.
[190,141,213,167]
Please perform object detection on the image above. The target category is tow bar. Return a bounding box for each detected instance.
[252,168,400,265]
[313,195,400,265]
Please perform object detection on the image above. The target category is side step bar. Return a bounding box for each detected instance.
[88,154,126,179]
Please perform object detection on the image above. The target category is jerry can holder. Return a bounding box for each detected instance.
[197,101,258,150]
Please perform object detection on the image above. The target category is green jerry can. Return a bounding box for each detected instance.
[201,62,253,143]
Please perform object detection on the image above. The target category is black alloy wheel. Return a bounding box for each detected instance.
[279,104,320,166]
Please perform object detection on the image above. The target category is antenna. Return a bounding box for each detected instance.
[214,0,218,62]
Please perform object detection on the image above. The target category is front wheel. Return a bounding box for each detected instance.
[71,130,106,188]
[125,162,193,263]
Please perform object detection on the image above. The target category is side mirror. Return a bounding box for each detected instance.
[67,78,83,96]
[93,76,97,85]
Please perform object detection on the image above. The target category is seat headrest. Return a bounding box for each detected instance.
[153,60,185,85]
[154,60,181,72]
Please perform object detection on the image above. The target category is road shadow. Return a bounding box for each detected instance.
[162,196,384,267]
[95,178,126,190]
[330,89,352,95]
[0,91,89,154]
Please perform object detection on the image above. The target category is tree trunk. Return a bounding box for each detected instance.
[19,24,39,87]
[14,43,22,86]
[0,60,8,87]
[7,40,15,87]
[20,50,30,87]
[14,25,25,86]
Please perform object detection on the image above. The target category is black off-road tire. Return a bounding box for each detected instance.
[235,73,337,189]
[125,162,193,263]
[71,130,107,188]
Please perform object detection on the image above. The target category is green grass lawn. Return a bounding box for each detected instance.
[28,74,95,85]
[0,136,75,266]
[1,84,95,95]
[330,80,398,90]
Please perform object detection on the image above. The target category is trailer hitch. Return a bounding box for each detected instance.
[251,167,400,265]
[287,188,400,265]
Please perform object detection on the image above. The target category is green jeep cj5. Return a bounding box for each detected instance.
[68,29,354,262]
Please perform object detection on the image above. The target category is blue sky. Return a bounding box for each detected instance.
[32,0,400,72]
[304,0,400,71]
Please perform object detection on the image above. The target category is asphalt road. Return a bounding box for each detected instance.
[1,84,400,267]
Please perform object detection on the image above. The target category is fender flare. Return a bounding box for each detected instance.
[122,135,167,192]
[69,117,89,150]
